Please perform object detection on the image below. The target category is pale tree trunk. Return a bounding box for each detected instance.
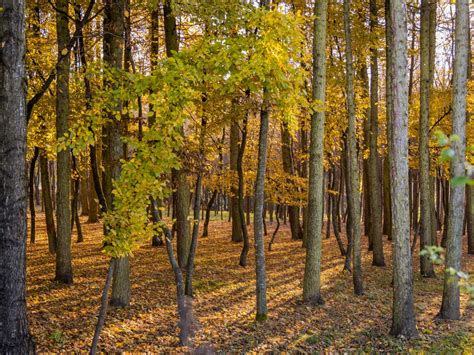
[303,0,328,305]
[466,22,474,255]
[343,0,364,295]
[55,0,73,284]
[0,0,36,350]
[368,0,385,266]
[103,0,130,307]
[418,0,436,277]
[389,0,418,338]
[383,0,393,240]
[253,86,270,320]
[439,0,468,320]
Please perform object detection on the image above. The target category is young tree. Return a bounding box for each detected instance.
[55,0,73,284]
[418,0,435,277]
[343,0,364,295]
[0,0,35,350]
[439,0,468,320]
[388,0,418,338]
[368,0,385,267]
[303,0,328,305]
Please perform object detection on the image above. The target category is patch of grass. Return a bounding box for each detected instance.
[192,279,226,292]
[428,331,474,353]
[50,329,65,344]
[297,330,336,347]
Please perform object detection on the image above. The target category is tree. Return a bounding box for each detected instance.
[0,0,35,350]
[343,0,364,295]
[303,0,328,305]
[418,0,435,277]
[55,0,73,284]
[439,0,468,320]
[368,0,385,267]
[103,0,130,307]
[389,0,418,338]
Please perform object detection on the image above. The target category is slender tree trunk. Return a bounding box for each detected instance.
[383,0,393,241]
[303,0,328,305]
[466,22,474,255]
[40,152,57,253]
[368,0,385,266]
[202,190,217,237]
[419,0,436,277]
[71,154,83,243]
[388,0,418,337]
[281,122,303,239]
[439,0,468,320]
[29,147,39,244]
[238,111,251,267]
[230,118,243,242]
[343,0,364,295]
[0,0,36,349]
[55,0,73,284]
[87,165,99,223]
[253,85,270,320]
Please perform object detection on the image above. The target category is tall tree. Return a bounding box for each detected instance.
[230,117,243,242]
[303,0,328,305]
[55,0,73,284]
[164,0,191,268]
[0,0,35,350]
[343,0,364,295]
[103,0,130,307]
[368,0,385,266]
[388,0,418,338]
[418,0,435,277]
[439,0,468,320]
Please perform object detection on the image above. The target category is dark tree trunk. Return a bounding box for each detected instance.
[29,147,39,244]
[40,152,57,254]
[0,0,35,349]
[55,0,73,284]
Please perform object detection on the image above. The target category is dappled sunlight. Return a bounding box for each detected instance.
[27,214,473,352]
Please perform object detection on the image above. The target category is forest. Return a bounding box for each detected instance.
[0,0,472,352]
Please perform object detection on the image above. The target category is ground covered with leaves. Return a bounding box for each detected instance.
[27,213,473,352]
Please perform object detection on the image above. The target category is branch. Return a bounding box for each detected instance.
[27,0,97,123]
[429,106,452,133]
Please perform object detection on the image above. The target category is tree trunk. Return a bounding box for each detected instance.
[253,85,270,321]
[29,147,39,244]
[439,0,468,320]
[103,0,129,307]
[87,165,99,223]
[230,118,243,242]
[368,0,385,266]
[55,0,73,284]
[281,122,303,240]
[0,0,36,349]
[418,0,436,277]
[202,190,217,237]
[388,0,418,337]
[40,152,57,253]
[303,0,328,305]
[238,110,251,267]
[343,0,364,295]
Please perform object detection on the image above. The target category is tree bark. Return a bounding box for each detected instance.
[303,0,328,305]
[230,118,243,242]
[103,0,130,307]
[0,0,36,349]
[343,0,364,295]
[388,0,418,337]
[55,0,73,284]
[29,147,39,244]
[368,0,385,266]
[40,152,57,254]
[439,0,468,320]
[418,0,436,277]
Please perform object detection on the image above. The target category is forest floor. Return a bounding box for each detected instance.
[27,213,473,352]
